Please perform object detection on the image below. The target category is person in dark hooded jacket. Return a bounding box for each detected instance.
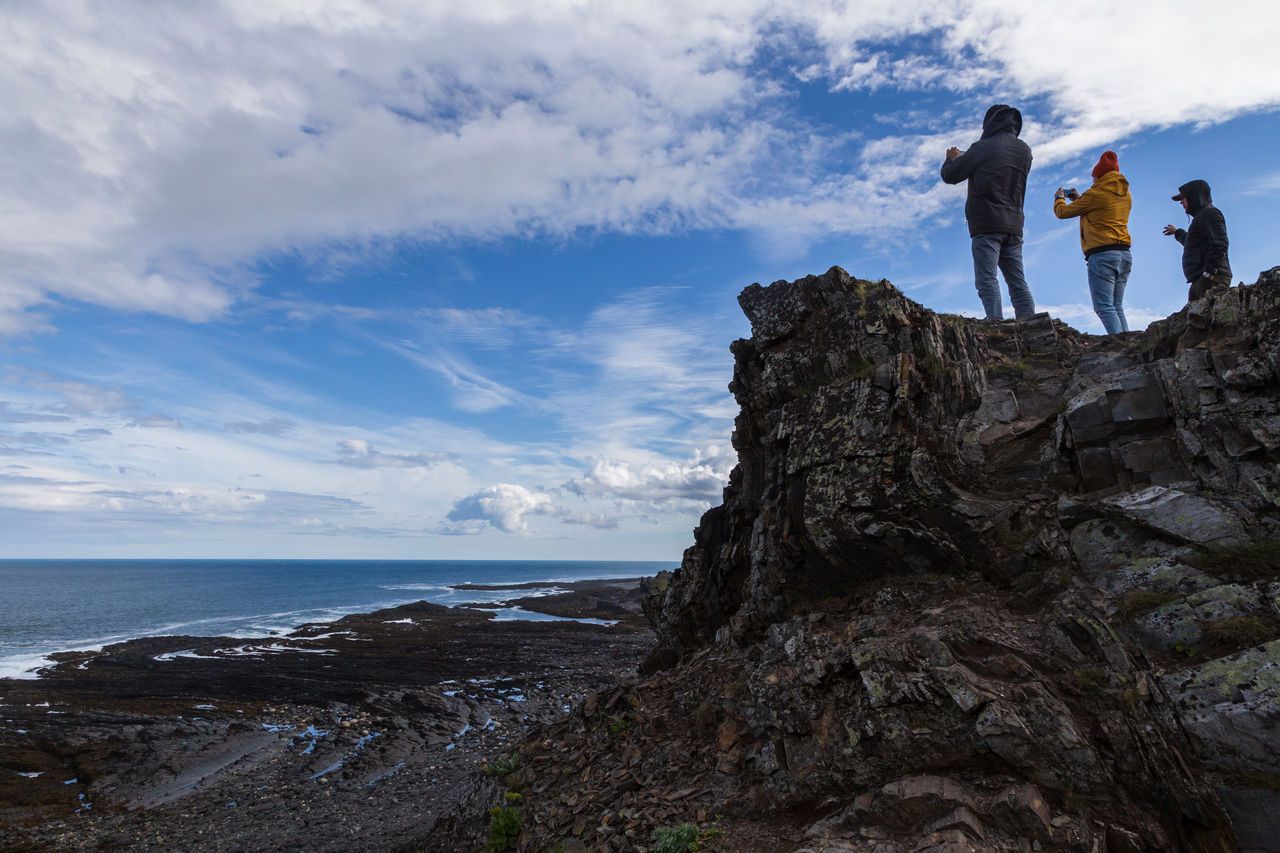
[941,104,1037,321]
[1163,179,1232,300]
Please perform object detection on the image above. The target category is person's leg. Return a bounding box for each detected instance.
[996,235,1036,319]
[971,235,1003,319]
[1087,252,1123,335]
[1113,250,1132,332]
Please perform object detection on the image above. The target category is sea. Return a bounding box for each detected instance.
[0,559,673,680]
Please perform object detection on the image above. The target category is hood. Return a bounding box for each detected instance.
[981,104,1023,139]
[1093,170,1129,195]
[1175,179,1212,215]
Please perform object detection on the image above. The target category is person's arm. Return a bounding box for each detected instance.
[940,143,983,184]
[1164,224,1186,243]
[1053,188,1099,219]
[1201,209,1230,274]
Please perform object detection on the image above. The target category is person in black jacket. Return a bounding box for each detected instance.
[941,104,1037,321]
[1163,179,1232,300]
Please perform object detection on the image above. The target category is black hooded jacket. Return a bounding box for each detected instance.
[1173,179,1231,282]
[940,105,1033,237]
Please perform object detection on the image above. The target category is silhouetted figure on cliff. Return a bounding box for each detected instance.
[1163,179,1232,301]
[1053,150,1133,334]
[941,104,1037,321]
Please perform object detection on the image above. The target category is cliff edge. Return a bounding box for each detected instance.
[462,267,1280,852]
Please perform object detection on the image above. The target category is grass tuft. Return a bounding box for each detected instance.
[1116,590,1179,622]
[1201,615,1276,651]
[1187,541,1280,582]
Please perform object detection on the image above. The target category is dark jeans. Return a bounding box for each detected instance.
[971,233,1036,320]
[1188,272,1232,301]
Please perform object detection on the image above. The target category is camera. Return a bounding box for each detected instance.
[1063,188,1079,199]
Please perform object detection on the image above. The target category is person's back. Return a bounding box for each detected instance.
[942,106,1033,238]
[940,104,1036,320]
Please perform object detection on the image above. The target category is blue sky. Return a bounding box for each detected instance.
[2,1,1279,558]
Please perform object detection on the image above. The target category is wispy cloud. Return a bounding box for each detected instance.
[1243,171,1280,196]
[226,417,297,436]
[334,439,446,470]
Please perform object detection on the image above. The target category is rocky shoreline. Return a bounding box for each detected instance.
[0,578,655,851]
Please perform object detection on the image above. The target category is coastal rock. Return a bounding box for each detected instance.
[472,267,1280,852]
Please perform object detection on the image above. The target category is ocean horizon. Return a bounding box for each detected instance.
[0,559,673,680]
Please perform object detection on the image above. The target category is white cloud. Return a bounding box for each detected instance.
[4,2,1279,332]
[565,445,735,506]
[334,438,446,469]
[442,480,629,535]
[447,443,736,536]
[1033,303,1169,335]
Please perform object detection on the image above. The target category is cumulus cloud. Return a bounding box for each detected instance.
[4,1,1278,332]
[446,444,735,535]
[443,482,620,535]
[565,446,736,506]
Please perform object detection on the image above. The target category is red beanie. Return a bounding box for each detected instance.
[1092,150,1119,179]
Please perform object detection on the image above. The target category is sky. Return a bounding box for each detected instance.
[2,1,1279,559]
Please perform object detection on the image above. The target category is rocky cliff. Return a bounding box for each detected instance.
[464,268,1280,852]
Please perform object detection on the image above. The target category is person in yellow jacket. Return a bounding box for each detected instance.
[1053,150,1133,334]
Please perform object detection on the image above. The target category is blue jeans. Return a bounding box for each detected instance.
[971,234,1036,320]
[1086,249,1131,334]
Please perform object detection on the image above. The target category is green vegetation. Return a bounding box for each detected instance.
[1067,666,1107,694]
[848,352,876,379]
[1187,540,1280,581]
[1062,791,1089,815]
[1115,590,1179,622]
[1224,769,1280,791]
[483,751,521,778]
[650,823,725,853]
[486,792,522,852]
[607,714,632,738]
[1010,570,1043,594]
[1202,615,1275,651]
[986,359,1036,382]
[920,353,947,384]
[1119,686,1143,712]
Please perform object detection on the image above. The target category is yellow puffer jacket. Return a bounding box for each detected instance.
[1053,170,1132,256]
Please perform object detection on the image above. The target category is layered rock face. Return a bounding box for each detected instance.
[490,268,1280,852]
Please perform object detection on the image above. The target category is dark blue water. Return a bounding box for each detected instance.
[0,559,671,678]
